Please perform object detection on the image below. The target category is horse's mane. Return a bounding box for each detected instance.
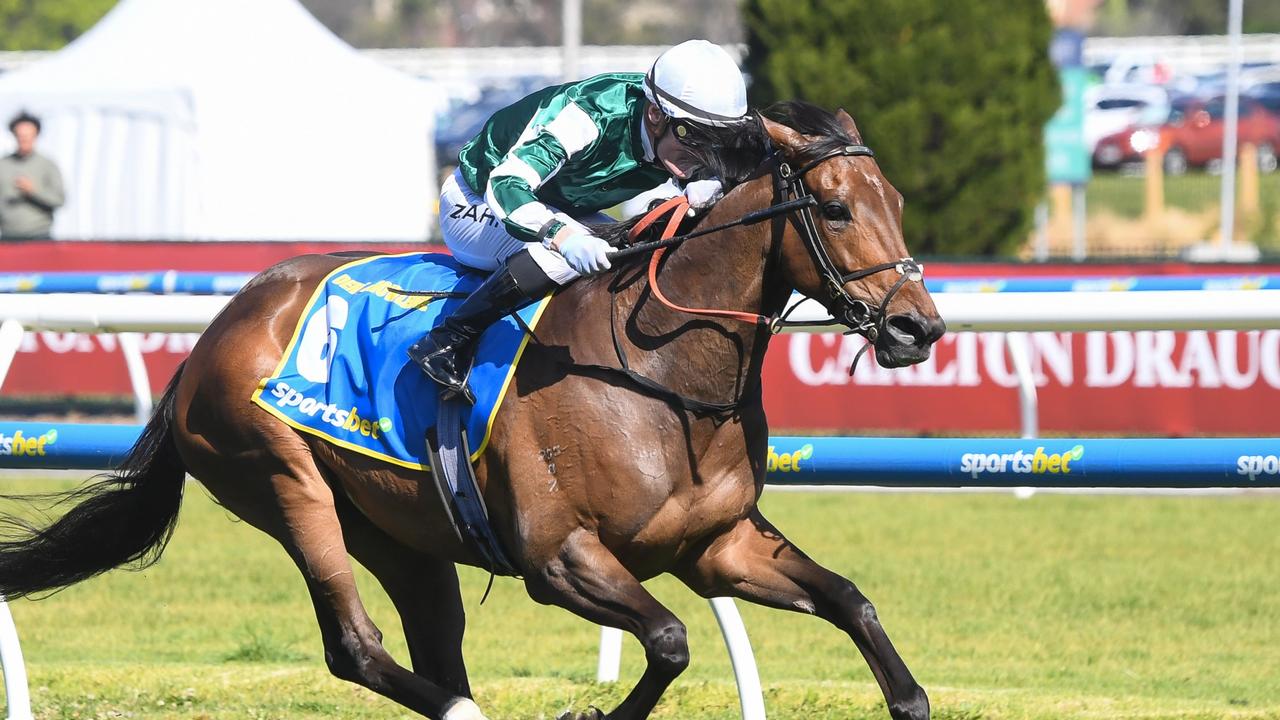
[590,100,855,247]
[760,100,861,169]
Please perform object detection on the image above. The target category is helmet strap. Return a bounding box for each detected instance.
[645,63,743,126]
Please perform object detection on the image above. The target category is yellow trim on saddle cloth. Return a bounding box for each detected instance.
[249,252,553,471]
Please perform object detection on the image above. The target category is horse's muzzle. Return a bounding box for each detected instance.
[875,312,946,368]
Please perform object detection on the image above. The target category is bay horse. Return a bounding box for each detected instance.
[0,103,943,720]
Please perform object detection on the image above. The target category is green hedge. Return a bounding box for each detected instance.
[743,0,1060,256]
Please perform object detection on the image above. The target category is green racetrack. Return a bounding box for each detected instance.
[3,479,1278,719]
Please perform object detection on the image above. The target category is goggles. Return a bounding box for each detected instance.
[664,116,702,147]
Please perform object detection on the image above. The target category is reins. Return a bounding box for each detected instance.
[575,113,928,413]
[613,119,926,377]
[623,196,776,326]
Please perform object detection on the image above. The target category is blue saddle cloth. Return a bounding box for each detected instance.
[251,253,550,470]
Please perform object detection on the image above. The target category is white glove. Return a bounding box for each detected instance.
[555,229,613,275]
[683,179,724,210]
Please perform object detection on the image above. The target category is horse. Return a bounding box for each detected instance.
[0,102,944,720]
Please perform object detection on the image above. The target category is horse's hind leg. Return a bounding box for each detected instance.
[525,528,688,720]
[674,509,929,720]
[188,441,480,720]
[331,486,471,699]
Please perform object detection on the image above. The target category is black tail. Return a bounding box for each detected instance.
[0,364,189,599]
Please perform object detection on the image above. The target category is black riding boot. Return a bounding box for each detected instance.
[408,250,554,403]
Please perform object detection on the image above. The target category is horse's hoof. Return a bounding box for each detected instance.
[443,698,490,720]
[556,705,605,720]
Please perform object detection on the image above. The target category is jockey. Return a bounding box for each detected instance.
[409,39,749,401]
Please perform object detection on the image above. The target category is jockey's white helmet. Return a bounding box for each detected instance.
[643,40,748,127]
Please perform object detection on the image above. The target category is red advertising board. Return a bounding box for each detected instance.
[3,241,1278,436]
[763,330,1280,436]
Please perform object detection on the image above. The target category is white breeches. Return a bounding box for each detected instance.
[438,168,612,286]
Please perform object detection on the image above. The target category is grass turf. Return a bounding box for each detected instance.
[3,479,1277,719]
[1087,172,1280,220]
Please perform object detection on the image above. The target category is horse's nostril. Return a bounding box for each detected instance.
[886,314,946,346]
[887,315,924,345]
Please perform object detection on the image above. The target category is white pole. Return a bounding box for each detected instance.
[595,600,767,720]
[0,599,33,720]
[709,597,767,720]
[0,320,24,391]
[117,332,154,424]
[596,626,622,683]
[1218,0,1244,254]
[1004,333,1040,500]
[1004,332,1039,439]
[561,0,581,82]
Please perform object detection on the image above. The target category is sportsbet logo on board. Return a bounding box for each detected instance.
[766,443,814,473]
[959,445,1085,480]
[0,428,58,457]
[1237,454,1280,482]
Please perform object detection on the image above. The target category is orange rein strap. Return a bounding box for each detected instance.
[626,194,689,243]
[627,196,770,326]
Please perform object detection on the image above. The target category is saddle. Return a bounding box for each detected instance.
[251,252,545,576]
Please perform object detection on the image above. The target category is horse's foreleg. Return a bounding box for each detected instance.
[525,528,688,720]
[674,509,929,720]
[333,487,471,699]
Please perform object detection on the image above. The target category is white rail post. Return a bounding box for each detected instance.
[708,597,766,720]
[0,323,36,720]
[1004,332,1039,500]
[0,320,24,391]
[596,626,622,683]
[0,598,33,720]
[117,332,154,423]
[596,599,766,720]
[1004,332,1039,439]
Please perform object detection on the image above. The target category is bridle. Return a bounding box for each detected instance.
[588,112,928,414]
[764,125,925,354]
[617,115,925,347]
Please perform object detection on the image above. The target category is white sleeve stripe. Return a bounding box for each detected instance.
[507,202,557,234]
[489,155,546,192]
[544,101,600,155]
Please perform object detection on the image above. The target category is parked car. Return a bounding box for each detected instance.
[1091,96,1193,169]
[1245,80,1280,115]
[1160,96,1280,174]
[1084,83,1170,153]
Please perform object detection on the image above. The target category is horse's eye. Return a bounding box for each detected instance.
[822,201,850,222]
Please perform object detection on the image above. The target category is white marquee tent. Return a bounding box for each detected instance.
[0,0,439,241]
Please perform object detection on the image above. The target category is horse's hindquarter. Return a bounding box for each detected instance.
[484,285,768,580]
[173,253,470,560]
[175,253,353,479]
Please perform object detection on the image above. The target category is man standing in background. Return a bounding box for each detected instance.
[0,111,64,239]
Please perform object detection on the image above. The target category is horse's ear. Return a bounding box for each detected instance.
[835,108,863,142]
[761,116,807,153]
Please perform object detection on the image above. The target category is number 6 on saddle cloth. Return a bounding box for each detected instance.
[252,251,547,575]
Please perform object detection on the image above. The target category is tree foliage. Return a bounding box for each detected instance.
[743,0,1059,256]
[0,0,116,50]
